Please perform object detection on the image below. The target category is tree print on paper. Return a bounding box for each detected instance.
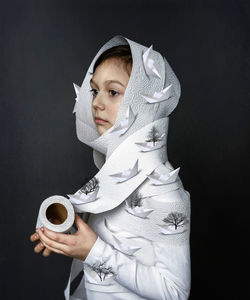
[80,177,99,195]
[87,261,116,281]
[145,126,164,146]
[125,191,143,208]
[163,212,188,230]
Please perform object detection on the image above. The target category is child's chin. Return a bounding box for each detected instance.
[97,126,107,136]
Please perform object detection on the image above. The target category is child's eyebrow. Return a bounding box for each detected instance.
[90,78,125,88]
[104,80,125,87]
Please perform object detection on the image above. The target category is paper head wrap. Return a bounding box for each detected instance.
[73,35,181,169]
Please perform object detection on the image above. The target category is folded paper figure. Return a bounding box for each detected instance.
[135,126,166,152]
[142,45,161,78]
[110,105,136,136]
[111,235,141,255]
[109,159,139,183]
[67,177,100,205]
[141,84,172,104]
[124,190,154,218]
[72,83,80,113]
[157,212,189,235]
[147,167,180,185]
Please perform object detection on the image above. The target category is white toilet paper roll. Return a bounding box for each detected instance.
[36,195,75,233]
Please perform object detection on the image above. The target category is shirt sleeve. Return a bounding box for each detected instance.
[83,233,191,300]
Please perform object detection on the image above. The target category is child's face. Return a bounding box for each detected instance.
[91,57,131,135]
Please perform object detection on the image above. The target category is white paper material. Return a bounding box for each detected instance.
[157,224,186,235]
[72,83,80,113]
[67,188,99,205]
[111,235,141,255]
[125,205,154,218]
[109,159,139,183]
[104,218,153,243]
[110,105,136,135]
[135,136,165,152]
[140,84,172,103]
[84,267,114,285]
[143,45,161,78]
[36,195,75,233]
[147,167,180,185]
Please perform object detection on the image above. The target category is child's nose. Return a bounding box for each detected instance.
[92,93,105,110]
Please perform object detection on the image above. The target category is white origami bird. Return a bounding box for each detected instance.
[147,167,180,185]
[110,105,136,135]
[143,45,161,79]
[72,83,80,113]
[111,235,141,255]
[141,84,172,104]
[109,159,139,183]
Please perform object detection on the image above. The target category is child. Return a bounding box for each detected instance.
[31,35,191,299]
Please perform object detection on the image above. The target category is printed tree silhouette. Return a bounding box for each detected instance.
[145,126,164,146]
[163,212,187,230]
[125,191,143,208]
[87,261,116,281]
[80,177,99,195]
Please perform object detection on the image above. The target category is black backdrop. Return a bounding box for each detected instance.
[0,0,249,299]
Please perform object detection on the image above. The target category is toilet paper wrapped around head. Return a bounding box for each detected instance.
[73,35,181,170]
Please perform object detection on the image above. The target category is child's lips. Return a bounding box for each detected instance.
[95,117,108,124]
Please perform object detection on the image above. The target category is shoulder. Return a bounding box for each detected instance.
[120,161,191,244]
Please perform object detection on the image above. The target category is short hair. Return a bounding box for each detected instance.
[93,45,132,75]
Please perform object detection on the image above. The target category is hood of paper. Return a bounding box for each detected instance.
[70,35,181,214]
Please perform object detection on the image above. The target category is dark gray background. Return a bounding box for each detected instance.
[0,0,249,299]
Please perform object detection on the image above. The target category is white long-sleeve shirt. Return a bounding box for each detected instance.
[64,164,191,300]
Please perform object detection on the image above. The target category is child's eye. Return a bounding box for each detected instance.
[109,90,119,97]
[89,88,98,96]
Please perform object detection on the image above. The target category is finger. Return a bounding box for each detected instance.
[30,232,40,242]
[40,238,66,256]
[42,248,52,257]
[74,213,86,231]
[41,227,75,246]
[34,241,45,254]
[37,228,70,253]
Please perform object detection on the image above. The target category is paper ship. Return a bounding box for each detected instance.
[157,224,186,235]
[84,268,114,284]
[135,135,165,152]
[110,105,136,135]
[67,188,99,205]
[72,82,80,113]
[141,84,172,104]
[125,204,154,218]
[147,167,180,185]
[142,45,161,78]
[109,159,139,183]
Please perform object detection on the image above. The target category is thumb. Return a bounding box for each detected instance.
[74,213,86,231]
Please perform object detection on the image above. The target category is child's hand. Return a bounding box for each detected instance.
[30,232,52,257]
[36,213,98,261]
